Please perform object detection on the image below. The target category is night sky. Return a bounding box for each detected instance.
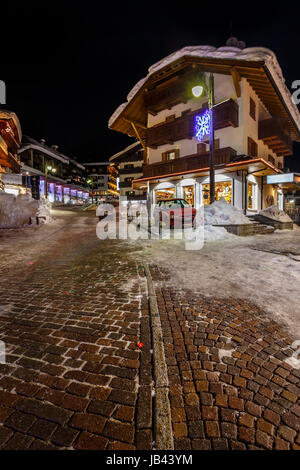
[1,2,300,170]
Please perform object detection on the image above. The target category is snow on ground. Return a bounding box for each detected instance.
[204,198,251,225]
[259,205,293,223]
[136,226,300,338]
[0,192,38,228]
[0,192,53,228]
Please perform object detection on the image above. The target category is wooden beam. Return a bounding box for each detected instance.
[123,117,147,130]
[129,121,147,153]
[231,68,241,97]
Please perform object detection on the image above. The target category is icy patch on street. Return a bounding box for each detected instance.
[259,205,292,223]
[218,348,235,360]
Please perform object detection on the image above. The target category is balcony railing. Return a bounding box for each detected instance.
[146,99,239,148]
[258,118,293,156]
[142,147,237,179]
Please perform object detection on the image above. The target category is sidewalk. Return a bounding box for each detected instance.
[148,264,300,450]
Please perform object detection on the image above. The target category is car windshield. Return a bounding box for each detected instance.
[181,200,191,208]
[164,201,182,209]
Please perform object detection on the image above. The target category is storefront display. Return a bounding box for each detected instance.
[248,182,257,210]
[155,187,175,203]
[202,181,232,205]
[183,185,194,206]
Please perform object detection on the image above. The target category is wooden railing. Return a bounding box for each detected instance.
[146,99,239,148]
[142,147,237,178]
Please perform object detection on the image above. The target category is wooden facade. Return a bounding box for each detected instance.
[0,110,22,173]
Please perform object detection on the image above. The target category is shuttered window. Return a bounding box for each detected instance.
[248,137,258,157]
[250,97,256,120]
[162,149,179,161]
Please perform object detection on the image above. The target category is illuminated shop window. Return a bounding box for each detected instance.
[248,182,257,210]
[183,185,194,206]
[202,181,232,205]
[155,187,175,203]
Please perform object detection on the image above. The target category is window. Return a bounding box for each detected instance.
[125,177,133,183]
[250,97,256,120]
[125,164,134,169]
[248,182,257,210]
[165,114,175,122]
[162,149,179,161]
[202,181,232,205]
[248,137,258,157]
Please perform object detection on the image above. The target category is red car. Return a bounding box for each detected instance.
[154,198,196,228]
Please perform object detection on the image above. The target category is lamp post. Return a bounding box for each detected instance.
[192,72,215,204]
[45,165,56,199]
[87,179,94,203]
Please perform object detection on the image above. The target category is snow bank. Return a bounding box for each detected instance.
[204,225,235,242]
[204,198,251,225]
[36,199,53,224]
[0,192,38,228]
[0,192,53,228]
[259,205,292,223]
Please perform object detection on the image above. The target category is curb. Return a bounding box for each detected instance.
[144,264,174,450]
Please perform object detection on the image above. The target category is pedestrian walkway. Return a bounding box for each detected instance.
[149,265,300,450]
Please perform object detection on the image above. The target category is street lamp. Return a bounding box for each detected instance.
[86,179,94,203]
[45,165,56,199]
[192,72,215,204]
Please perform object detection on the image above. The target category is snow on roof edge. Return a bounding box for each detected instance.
[109,141,141,161]
[108,45,300,136]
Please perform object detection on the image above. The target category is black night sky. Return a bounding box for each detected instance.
[1,1,300,169]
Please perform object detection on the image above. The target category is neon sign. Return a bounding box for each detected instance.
[194,109,211,141]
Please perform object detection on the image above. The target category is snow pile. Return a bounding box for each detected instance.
[204,198,251,225]
[204,225,235,242]
[36,199,53,223]
[0,192,38,228]
[259,205,292,223]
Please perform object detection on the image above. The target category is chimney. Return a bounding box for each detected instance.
[225,37,246,50]
[40,138,46,145]
[51,145,59,151]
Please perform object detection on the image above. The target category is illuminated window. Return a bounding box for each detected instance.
[248,182,257,210]
[162,149,179,161]
[202,181,232,205]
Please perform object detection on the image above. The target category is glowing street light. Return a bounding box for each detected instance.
[45,165,56,199]
[192,85,204,98]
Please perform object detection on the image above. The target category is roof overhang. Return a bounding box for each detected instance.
[109,46,300,143]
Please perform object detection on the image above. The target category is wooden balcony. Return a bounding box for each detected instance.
[142,147,237,179]
[146,99,238,148]
[258,118,293,157]
[0,151,21,172]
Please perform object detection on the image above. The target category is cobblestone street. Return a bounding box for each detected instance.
[0,210,299,450]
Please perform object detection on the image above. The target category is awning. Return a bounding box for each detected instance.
[266,172,300,190]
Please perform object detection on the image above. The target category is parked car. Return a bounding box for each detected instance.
[153,198,196,228]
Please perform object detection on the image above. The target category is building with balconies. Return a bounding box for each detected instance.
[0,109,22,193]
[84,162,119,202]
[109,142,146,200]
[18,136,89,204]
[108,40,300,213]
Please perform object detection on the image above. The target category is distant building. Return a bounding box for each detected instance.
[84,162,119,202]
[18,136,89,204]
[0,109,22,193]
[109,142,146,201]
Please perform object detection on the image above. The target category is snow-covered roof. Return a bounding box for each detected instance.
[109,141,141,162]
[109,45,300,138]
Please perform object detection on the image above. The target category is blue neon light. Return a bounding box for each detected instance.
[194,109,211,141]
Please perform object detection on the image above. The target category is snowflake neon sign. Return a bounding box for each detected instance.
[194,109,211,141]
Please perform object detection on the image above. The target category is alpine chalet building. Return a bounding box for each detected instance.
[108,41,300,213]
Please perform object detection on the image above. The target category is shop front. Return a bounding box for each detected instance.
[154,183,175,203]
[201,179,233,205]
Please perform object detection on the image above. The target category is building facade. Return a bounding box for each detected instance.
[108,42,300,214]
[0,109,22,193]
[18,136,89,204]
[109,142,146,200]
[84,162,119,202]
